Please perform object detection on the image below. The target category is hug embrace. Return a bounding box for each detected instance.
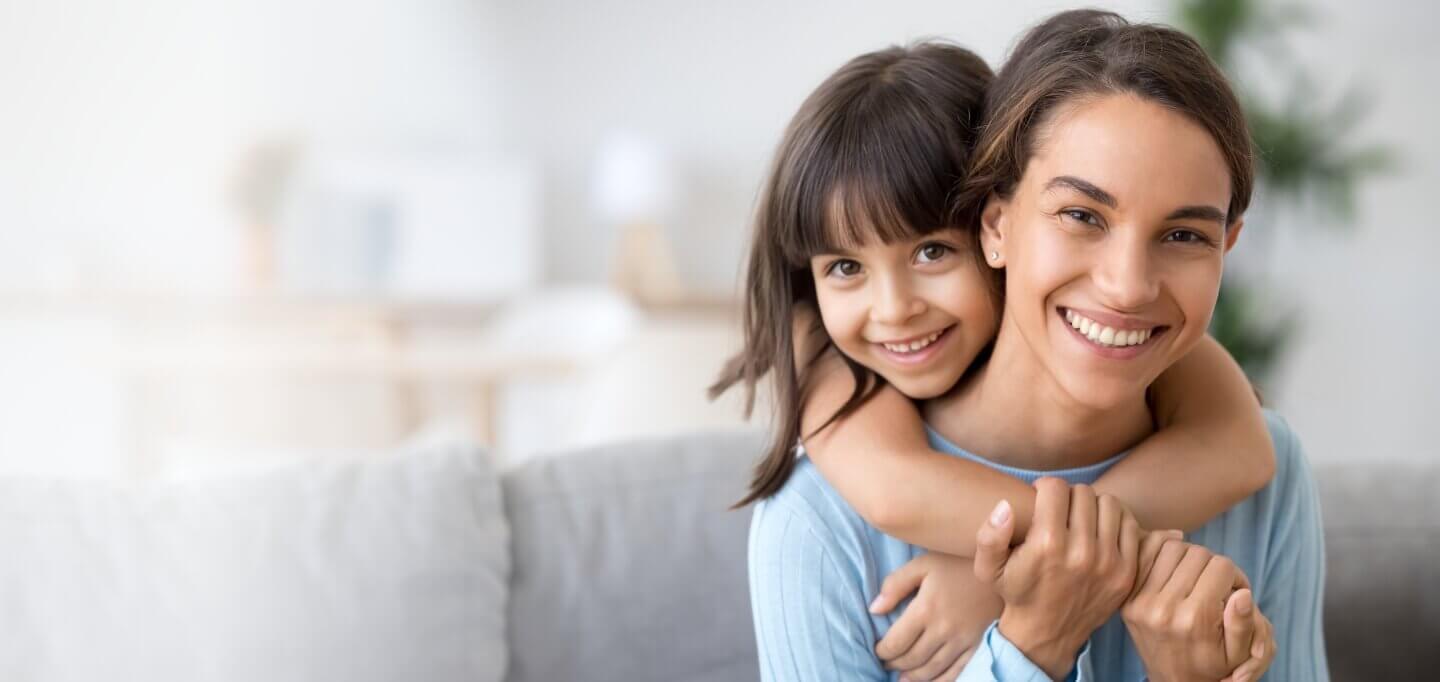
[713,9,1328,682]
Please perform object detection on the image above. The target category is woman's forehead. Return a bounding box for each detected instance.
[1025,94,1232,216]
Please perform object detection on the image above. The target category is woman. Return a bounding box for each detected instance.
[748,10,1327,681]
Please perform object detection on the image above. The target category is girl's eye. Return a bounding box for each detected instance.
[915,243,953,264]
[1061,208,1102,227]
[1164,229,1213,246]
[827,259,862,278]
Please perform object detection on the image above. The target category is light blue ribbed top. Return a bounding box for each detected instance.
[748,410,1329,681]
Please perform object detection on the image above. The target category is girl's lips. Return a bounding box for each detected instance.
[1057,308,1167,360]
[874,324,954,366]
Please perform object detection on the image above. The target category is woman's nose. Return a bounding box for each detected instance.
[869,275,926,325]
[1093,238,1159,310]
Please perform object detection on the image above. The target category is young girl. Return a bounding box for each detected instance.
[715,36,1278,681]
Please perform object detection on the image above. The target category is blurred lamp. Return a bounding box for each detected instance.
[590,132,683,305]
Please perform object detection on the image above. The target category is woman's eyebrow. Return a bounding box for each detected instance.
[1165,205,1227,225]
[1044,175,1117,208]
[1046,175,1227,224]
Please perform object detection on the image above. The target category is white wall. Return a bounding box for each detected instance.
[0,0,512,474]
[496,0,1440,464]
[0,0,1432,467]
[493,0,1157,293]
[1257,0,1440,463]
[0,0,506,292]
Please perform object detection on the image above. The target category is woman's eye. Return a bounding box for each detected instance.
[1164,229,1212,245]
[1061,208,1101,226]
[915,243,952,264]
[827,259,862,278]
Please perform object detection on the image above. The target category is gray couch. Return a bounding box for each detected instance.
[503,430,1439,681]
[3,429,1431,681]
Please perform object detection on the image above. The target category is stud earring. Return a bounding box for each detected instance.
[989,251,999,261]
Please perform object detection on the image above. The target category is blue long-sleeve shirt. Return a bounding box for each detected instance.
[748,410,1328,681]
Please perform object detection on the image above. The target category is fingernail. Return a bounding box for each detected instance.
[1166,529,1184,539]
[868,596,884,614]
[989,500,1011,526]
[1236,590,1253,614]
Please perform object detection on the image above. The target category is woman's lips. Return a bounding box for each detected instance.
[1057,307,1168,359]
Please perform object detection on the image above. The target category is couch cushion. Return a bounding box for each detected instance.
[0,443,510,682]
[502,430,762,682]
[1315,462,1440,681]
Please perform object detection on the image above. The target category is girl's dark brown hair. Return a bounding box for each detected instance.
[960,9,1254,229]
[710,42,993,508]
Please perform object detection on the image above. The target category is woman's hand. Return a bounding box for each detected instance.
[1121,540,1266,681]
[869,552,1002,681]
[972,478,1141,681]
[1220,592,1276,682]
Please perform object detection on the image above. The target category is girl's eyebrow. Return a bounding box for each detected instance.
[1045,175,1226,224]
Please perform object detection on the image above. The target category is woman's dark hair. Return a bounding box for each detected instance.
[959,9,1254,229]
[710,41,994,508]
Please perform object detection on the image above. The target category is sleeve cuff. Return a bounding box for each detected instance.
[956,621,1092,682]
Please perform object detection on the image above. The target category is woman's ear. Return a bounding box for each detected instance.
[1223,217,1245,254]
[979,194,1009,269]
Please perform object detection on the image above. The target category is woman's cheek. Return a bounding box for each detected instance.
[1175,259,1226,328]
[1021,229,1087,294]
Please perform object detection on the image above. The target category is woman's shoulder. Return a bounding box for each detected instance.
[1261,409,1313,488]
[749,455,874,556]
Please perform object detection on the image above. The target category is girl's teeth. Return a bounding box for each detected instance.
[1065,310,1155,348]
[884,330,943,354]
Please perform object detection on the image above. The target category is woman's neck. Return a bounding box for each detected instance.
[925,321,1154,471]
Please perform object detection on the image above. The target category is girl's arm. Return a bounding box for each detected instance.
[796,307,1035,555]
[1090,334,1275,530]
[800,308,1273,556]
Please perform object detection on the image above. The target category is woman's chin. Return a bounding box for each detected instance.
[1055,372,1149,413]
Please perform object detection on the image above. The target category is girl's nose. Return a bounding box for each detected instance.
[869,276,926,325]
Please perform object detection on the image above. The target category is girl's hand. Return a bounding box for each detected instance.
[973,479,1141,681]
[869,553,1002,681]
[1121,540,1257,681]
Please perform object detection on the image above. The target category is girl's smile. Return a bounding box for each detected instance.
[872,324,955,365]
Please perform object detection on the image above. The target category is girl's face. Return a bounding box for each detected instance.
[981,93,1244,411]
[810,227,999,399]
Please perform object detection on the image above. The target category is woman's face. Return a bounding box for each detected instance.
[981,93,1244,411]
[811,227,999,399]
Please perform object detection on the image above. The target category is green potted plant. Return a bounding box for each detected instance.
[1175,0,1393,384]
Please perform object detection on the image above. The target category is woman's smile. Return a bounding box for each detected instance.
[1056,307,1170,360]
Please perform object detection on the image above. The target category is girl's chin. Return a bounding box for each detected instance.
[884,369,965,400]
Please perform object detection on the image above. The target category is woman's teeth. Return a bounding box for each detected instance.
[882,330,942,354]
[1064,309,1154,348]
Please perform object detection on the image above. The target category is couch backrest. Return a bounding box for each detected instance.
[1315,461,1440,680]
[502,429,1440,682]
[501,430,763,682]
[0,444,511,682]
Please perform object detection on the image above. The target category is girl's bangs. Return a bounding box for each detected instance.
[783,172,953,268]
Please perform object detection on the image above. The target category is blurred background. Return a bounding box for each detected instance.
[0,0,1433,477]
